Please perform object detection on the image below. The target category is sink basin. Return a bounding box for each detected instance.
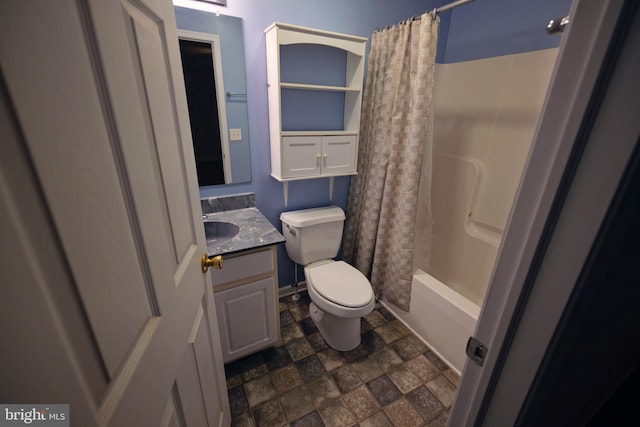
[204,221,240,245]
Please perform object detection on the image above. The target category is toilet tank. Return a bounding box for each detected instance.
[280,206,346,265]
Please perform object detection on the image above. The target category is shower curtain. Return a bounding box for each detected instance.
[343,13,438,311]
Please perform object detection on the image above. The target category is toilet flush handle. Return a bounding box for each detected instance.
[286,223,297,236]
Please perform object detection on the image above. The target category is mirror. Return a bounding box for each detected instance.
[175,6,251,185]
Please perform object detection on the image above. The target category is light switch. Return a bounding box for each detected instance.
[229,128,242,141]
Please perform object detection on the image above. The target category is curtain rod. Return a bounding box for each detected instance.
[432,0,476,16]
[375,0,475,32]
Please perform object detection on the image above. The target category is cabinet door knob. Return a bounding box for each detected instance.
[202,254,224,273]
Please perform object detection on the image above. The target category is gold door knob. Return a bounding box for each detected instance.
[202,254,223,273]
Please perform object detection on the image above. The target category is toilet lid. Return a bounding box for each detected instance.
[306,261,373,308]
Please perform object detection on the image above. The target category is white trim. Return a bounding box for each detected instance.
[177,29,232,183]
[449,0,628,425]
[278,281,308,299]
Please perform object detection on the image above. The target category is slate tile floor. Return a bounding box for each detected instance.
[224,292,459,427]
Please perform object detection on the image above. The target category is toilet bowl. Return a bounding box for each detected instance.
[305,260,375,351]
[280,206,375,351]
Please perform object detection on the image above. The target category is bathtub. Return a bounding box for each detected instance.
[383,269,480,374]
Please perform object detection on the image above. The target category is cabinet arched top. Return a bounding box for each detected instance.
[265,22,367,57]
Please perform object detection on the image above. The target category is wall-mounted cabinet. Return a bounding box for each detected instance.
[265,22,367,205]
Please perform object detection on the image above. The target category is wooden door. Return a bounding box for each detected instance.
[0,1,229,426]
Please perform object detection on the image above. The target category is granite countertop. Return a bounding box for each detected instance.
[204,207,284,256]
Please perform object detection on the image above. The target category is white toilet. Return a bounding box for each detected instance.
[280,206,375,351]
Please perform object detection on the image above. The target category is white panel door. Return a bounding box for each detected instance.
[0,1,229,426]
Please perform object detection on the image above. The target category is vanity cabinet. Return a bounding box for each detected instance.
[265,22,367,204]
[211,246,280,363]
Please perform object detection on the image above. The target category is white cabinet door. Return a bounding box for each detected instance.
[282,135,357,179]
[215,277,278,362]
[322,135,357,175]
[0,1,229,426]
[282,135,323,178]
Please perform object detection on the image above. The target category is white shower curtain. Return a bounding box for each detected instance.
[343,13,438,311]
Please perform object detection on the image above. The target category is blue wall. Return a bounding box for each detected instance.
[175,0,573,288]
[442,0,572,63]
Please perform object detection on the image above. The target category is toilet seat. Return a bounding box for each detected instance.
[305,261,373,308]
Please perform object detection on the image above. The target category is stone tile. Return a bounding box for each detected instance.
[252,398,287,427]
[352,355,384,383]
[226,371,243,389]
[225,291,459,427]
[307,332,329,352]
[270,365,303,394]
[364,311,388,328]
[387,364,423,394]
[243,364,269,382]
[281,294,303,307]
[377,306,396,321]
[280,384,315,422]
[299,317,318,336]
[281,322,305,343]
[443,369,461,386]
[390,320,412,337]
[426,375,457,407]
[317,348,346,373]
[361,318,373,333]
[391,336,422,361]
[244,375,277,408]
[341,343,369,363]
[237,352,266,373]
[296,355,326,383]
[372,347,404,372]
[424,351,449,371]
[291,411,324,427]
[406,385,445,421]
[290,304,310,321]
[342,384,381,421]
[426,408,450,427]
[308,375,341,408]
[359,411,393,427]
[286,337,315,361]
[383,396,423,427]
[238,353,268,382]
[263,345,293,371]
[405,354,440,382]
[361,330,387,353]
[374,324,404,344]
[317,398,356,427]
[228,385,250,418]
[280,310,295,326]
[331,365,362,393]
[404,334,429,353]
[366,375,402,406]
[232,413,255,427]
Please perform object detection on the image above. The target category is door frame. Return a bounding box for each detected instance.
[178,29,233,184]
[449,0,638,425]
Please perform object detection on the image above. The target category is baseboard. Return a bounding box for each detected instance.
[279,281,307,299]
